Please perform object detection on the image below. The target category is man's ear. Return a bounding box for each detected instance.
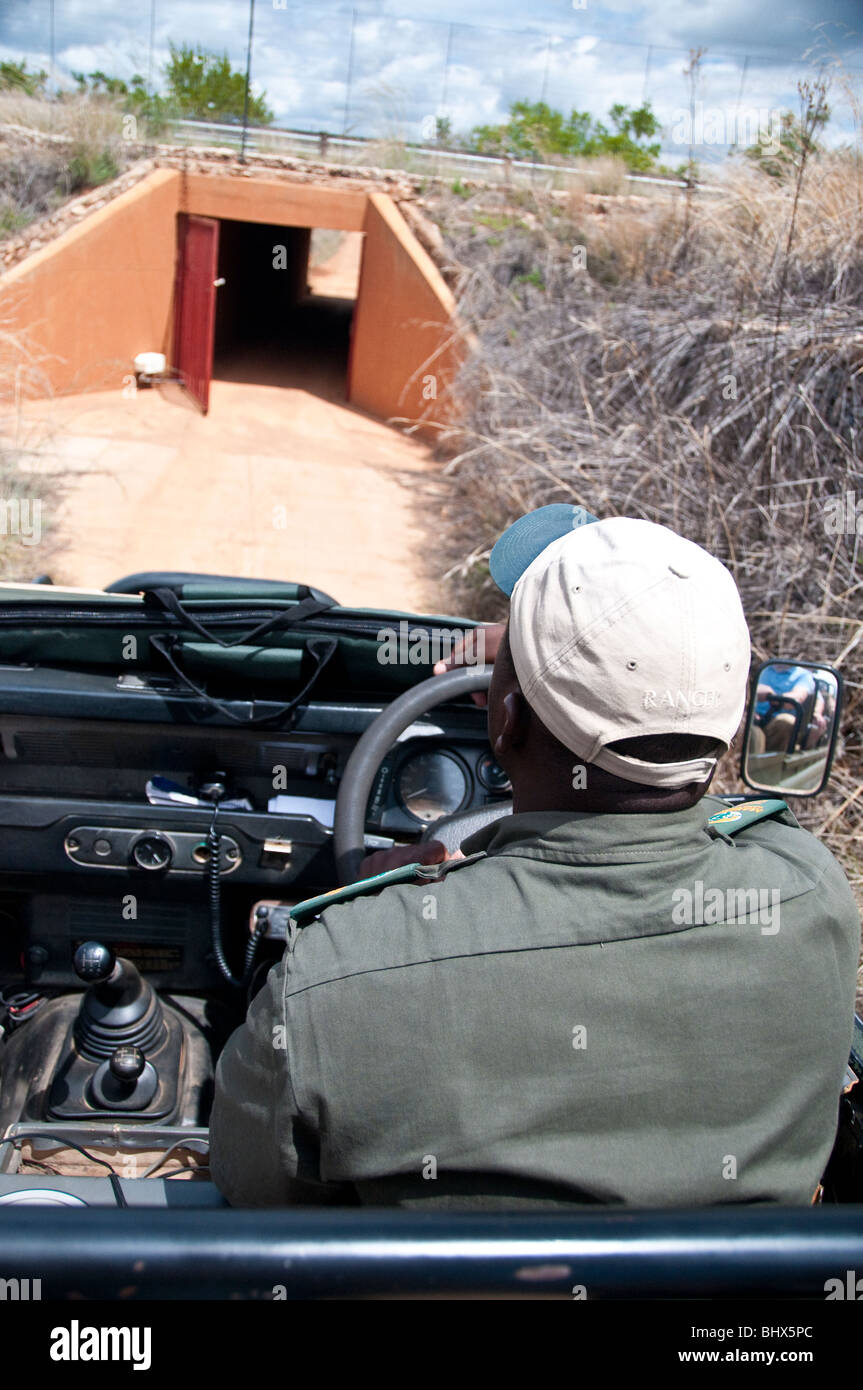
[493,689,531,758]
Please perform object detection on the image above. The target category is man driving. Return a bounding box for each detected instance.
[209,511,860,1208]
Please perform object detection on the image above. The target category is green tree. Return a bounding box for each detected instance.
[71,69,130,97]
[471,101,588,158]
[67,68,170,136]
[743,104,830,180]
[164,43,274,124]
[467,100,660,171]
[588,102,661,170]
[434,115,452,147]
[0,60,48,96]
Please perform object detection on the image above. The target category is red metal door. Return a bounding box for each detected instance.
[173,214,219,414]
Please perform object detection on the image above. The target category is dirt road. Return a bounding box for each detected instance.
[14,380,436,610]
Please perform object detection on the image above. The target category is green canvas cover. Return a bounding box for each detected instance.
[0,580,480,696]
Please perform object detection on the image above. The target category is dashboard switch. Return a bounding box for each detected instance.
[260,839,293,870]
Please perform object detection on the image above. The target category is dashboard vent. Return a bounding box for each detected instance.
[67,899,190,941]
[16,732,117,765]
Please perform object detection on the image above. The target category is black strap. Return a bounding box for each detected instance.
[149,633,338,725]
[146,588,333,648]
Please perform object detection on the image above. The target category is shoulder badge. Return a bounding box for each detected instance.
[707,798,788,836]
[290,851,486,926]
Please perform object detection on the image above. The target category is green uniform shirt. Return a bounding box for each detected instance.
[209,795,861,1208]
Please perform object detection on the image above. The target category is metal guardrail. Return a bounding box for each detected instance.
[167,119,724,196]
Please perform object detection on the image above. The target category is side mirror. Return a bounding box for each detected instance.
[741,661,843,797]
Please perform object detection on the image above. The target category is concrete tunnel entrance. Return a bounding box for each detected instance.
[0,167,461,435]
[211,221,359,401]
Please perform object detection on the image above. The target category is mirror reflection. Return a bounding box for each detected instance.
[744,663,839,794]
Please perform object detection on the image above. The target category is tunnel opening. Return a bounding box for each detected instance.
[211,220,361,401]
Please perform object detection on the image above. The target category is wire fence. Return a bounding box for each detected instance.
[323,15,828,145]
[20,1,860,157]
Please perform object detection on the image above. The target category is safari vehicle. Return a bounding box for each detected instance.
[0,572,861,1300]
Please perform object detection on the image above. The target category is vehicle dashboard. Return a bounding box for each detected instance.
[0,664,508,992]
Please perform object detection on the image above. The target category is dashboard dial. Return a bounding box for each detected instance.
[130,834,173,872]
[476,753,511,793]
[396,751,469,823]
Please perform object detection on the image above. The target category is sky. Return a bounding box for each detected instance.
[1,0,861,158]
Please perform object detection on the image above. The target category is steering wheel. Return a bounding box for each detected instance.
[333,667,513,884]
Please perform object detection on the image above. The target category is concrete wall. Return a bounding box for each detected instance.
[349,193,460,433]
[179,174,366,233]
[0,168,179,395]
[0,169,459,430]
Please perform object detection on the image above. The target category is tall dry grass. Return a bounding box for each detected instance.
[0,92,127,146]
[0,324,61,581]
[564,155,630,196]
[423,145,863,940]
[0,94,136,236]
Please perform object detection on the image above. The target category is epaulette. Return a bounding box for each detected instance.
[290,850,486,926]
[706,798,789,836]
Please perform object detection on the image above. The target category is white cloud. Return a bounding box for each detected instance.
[1,0,859,143]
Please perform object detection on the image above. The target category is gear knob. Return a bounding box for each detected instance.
[73,940,115,983]
[109,1045,146,1084]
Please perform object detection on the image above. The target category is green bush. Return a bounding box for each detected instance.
[67,149,119,192]
[468,100,661,172]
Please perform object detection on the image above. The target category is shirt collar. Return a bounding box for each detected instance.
[460,797,721,866]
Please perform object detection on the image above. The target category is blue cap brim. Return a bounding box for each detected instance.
[489,504,600,596]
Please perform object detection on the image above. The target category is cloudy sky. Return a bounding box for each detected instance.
[1,0,861,156]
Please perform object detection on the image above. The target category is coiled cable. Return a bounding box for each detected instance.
[207,800,266,989]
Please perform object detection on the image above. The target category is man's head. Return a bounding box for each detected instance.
[487,510,751,813]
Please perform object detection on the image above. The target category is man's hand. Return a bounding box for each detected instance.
[247,844,455,928]
[359,839,450,879]
[433,621,506,707]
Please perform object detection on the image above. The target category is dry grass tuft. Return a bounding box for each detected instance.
[0,94,135,237]
[563,155,630,196]
[0,324,62,581]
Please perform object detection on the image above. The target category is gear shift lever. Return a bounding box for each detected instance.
[89,1042,158,1112]
[72,941,166,1061]
[110,1045,146,1082]
[47,943,184,1120]
[73,940,114,984]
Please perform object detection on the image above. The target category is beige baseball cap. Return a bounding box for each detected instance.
[496,513,751,788]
